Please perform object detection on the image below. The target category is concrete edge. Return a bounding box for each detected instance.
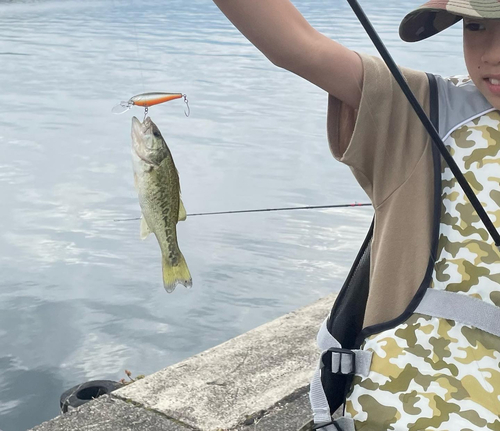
[28,293,337,431]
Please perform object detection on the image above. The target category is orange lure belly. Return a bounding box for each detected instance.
[130,93,183,107]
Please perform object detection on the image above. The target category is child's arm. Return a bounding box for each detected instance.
[213,0,363,110]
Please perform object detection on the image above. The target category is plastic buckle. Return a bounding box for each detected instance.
[321,348,356,375]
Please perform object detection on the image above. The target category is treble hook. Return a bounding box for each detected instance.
[143,106,149,121]
[183,94,190,117]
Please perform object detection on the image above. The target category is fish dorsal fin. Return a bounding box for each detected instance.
[178,196,187,222]
[140,216,152,239]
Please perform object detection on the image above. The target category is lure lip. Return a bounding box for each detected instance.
[112,101,133,114]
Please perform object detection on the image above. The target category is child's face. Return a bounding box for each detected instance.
[463,19,500,110]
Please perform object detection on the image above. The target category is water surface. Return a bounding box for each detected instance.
[0,1,464,429]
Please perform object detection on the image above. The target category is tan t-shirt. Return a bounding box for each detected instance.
[328,53,435,329]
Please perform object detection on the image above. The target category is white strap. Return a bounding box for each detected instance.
[315,417,356,431]
[317,317,341,351]
[310,319,372,424]
[415,289,500,337]
[310,318,341,424]
[335,417,356,431]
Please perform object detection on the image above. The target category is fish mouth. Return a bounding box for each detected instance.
[132,116,144,138]
[131,116,156,165]
[132,116,154,139]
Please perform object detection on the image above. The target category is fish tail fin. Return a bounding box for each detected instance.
[162,252,192,293]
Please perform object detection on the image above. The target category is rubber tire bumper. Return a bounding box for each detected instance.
[60,380,123,413]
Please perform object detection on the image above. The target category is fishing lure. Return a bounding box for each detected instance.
[112,92,190,118]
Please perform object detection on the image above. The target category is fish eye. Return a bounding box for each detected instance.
[153,130,161,138]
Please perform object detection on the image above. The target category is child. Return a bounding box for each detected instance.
[213,0,500,429]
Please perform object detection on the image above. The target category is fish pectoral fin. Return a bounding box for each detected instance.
[178,197,187,222]
[140,216,152,239]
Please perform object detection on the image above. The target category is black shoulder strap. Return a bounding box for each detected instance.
[427,73,439,133]
[322,72,440,413]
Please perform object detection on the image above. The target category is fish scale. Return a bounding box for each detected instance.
[144,169,181,266]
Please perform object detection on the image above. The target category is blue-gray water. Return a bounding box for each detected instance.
[0,1,464,429]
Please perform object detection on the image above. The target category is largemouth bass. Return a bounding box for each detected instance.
[131,116,192,292]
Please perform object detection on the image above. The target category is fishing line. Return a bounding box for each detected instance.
[113,202,372,222]
[131,1,146,92]
[345,0,500,247]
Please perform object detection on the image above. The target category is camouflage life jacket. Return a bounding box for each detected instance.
[310,73,500,430]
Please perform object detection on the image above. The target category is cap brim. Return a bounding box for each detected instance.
[400,8,462,42]
[400,0,500,42]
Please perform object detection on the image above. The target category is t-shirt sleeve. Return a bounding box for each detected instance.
[327,53,431,207]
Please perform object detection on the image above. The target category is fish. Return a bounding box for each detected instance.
[113,92,185,115]
[131,116,192,292]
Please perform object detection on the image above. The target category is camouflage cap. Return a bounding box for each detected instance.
[400,0,500,42]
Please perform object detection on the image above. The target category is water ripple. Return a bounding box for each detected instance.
[0,0,464,429]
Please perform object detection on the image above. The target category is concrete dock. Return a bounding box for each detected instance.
[29,293,338,431]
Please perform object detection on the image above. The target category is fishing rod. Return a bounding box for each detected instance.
[114,202,372,221]
[345,0,500,248]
